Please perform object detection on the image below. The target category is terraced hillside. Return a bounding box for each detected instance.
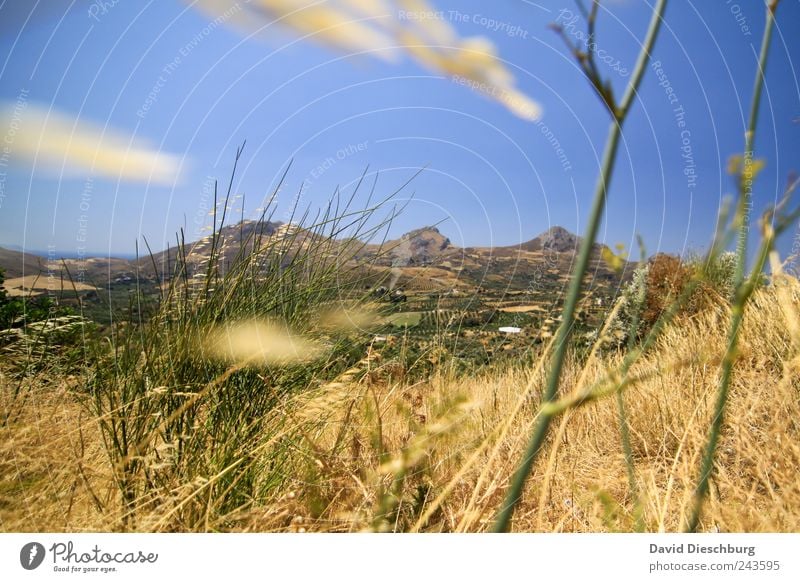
[1,221,633,333]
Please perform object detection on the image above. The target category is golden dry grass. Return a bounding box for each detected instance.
[0,376,113,531]
[3,275,96,297]
[1,282,799,532]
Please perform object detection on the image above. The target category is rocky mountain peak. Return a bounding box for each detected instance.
[538,225,581,253]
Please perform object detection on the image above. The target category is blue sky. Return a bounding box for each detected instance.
[0,0,798,261]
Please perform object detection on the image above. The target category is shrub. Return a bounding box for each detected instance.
[614,251,740,343]
[642,254,691,330]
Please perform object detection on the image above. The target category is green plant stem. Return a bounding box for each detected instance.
[733,1,779,287]
[687,3,780,532]
[493,0,668,532]
[687,226,776,533]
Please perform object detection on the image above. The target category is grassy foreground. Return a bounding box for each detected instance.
[2,1,795,534]
[2,276,798,532]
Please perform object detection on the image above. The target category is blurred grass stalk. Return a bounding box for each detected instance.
[687,0,781,533]
[493,0,669,532]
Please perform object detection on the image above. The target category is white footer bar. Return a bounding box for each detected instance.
[2,533,798,581]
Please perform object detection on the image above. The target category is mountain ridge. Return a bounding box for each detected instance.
[1,223,614,265]
[1,222,632,298]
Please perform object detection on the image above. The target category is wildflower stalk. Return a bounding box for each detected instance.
[493,0,668,532]
[686,1,780,533]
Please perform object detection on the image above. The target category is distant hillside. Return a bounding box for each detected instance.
[356,224,631,293]
[1,222,634,297]
[0,247,135,298]
[0,247,47,279]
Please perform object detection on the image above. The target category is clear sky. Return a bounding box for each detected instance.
[0,1,798,261]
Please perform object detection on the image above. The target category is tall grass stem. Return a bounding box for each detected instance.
[493,0,668,532]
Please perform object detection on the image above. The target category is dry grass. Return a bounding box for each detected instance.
[1,282,799,532]
[0,376,113,531]
[2,275,96,297]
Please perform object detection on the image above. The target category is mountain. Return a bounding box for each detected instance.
[141,219,285,275]
[353,224,631,294]
[513,225,610,255]
[383,226,452,266]
[1,222,633,297]
[521,225,579,253]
